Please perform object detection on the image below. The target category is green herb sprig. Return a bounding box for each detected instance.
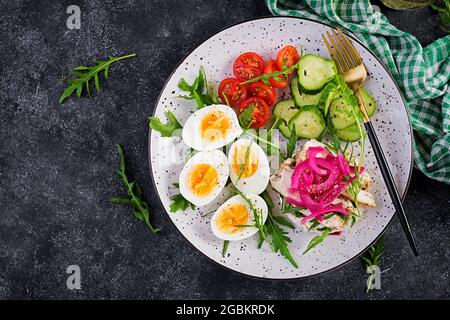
[222,240,229,257]
[236,190,267,241]
[333,75,365,170]
[238,105,255,129]
[260,190,298,268]
[178,66,218,109]
[303,227,331,254]
[325,133,363,227]
[237,141,253,182]
[59,53,137,103]
[362,237,384,293]
[287,123,297,158]
[265,209,298,268]
[111,144,160,234]
[149,111,182,137]
[170,183,195,213]
[240,59,301,86]
[242,130,280,150]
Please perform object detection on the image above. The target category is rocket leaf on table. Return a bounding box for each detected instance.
[59,54,137,103]
[111,144,160,234]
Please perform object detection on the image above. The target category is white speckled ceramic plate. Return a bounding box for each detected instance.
[149,17,412,279]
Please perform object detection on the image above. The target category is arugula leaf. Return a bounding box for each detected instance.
[266,118,281,156]
[221,240,229,257]
[178,78,193,92]
[170,183,195,212]
[112,144,160,234]
[238,105,255,129]
[196,67,206,94]
[287,123,297,157]
[237,141,253,181]
[273,215,295,229]
[257,231,266,249]
[261,190,274,209]
[149,111,182,137]
[303,228,331,254]
[362,236,383,267]
[266,209,298,268]
[243,130,280,151]
[235,190,268,242]
[169,194,195,212]
[240,59,302,85]
[210,77,219,104]
[282,206,302,214]
[221,91,232,107]
[363,236,384,293]
[307,219,321,231]
[232,187,298,268]
[261,78,272,86]
[178,66,215,109]
[59,54,137,103]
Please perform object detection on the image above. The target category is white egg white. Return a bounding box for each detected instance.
[179,150,229,207]
[228,138,270,195]
[182,104,243,151]
[210,194,268,241]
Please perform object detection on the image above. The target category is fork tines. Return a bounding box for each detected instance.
[322,28,362,73]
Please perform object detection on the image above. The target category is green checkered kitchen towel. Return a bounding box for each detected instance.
[266,0,450,184]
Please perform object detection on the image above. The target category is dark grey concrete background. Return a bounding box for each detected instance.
[0,0,449,300]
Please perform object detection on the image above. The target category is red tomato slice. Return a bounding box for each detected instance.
[218,78,247,107]
[233,52,265,81]
[248,81,277,107]
[264,60,288,88]
[237,97,271,129]
[276,45,300,75]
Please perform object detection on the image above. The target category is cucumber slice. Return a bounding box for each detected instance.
[318,82,337,116]
[329,97,357,129]
[273,99,298,122]
[278,121,291,138]
[336,123,362,142]
[289,105,326,139]
[360,88,377,117]
[290,76,322,107]
[297,54,337,93]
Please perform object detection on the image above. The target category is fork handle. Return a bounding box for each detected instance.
[363,118,419,256]
[354,89,418,255]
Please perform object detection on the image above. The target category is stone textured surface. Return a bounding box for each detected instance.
[0,0,449,299]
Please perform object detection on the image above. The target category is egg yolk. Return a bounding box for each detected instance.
[232,145,258,178]
[216,203,249,234]
[201,111,231,142]
[188,163,219,197]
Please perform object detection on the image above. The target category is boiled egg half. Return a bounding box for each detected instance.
[211,194,268,241]
[182,104,243,151]
[228,138,270,195]
[179,149,229,207]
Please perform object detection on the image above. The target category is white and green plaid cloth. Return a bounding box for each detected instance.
[266,0,450,184]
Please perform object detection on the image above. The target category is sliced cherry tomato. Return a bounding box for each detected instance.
[218,78,247,107]
[248,81,277,107]
[276,45,300,75]
[237,97,270,129]
[264,60,288,88]
[233,52,265,81]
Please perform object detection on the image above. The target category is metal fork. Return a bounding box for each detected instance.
[322,28,418,256]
